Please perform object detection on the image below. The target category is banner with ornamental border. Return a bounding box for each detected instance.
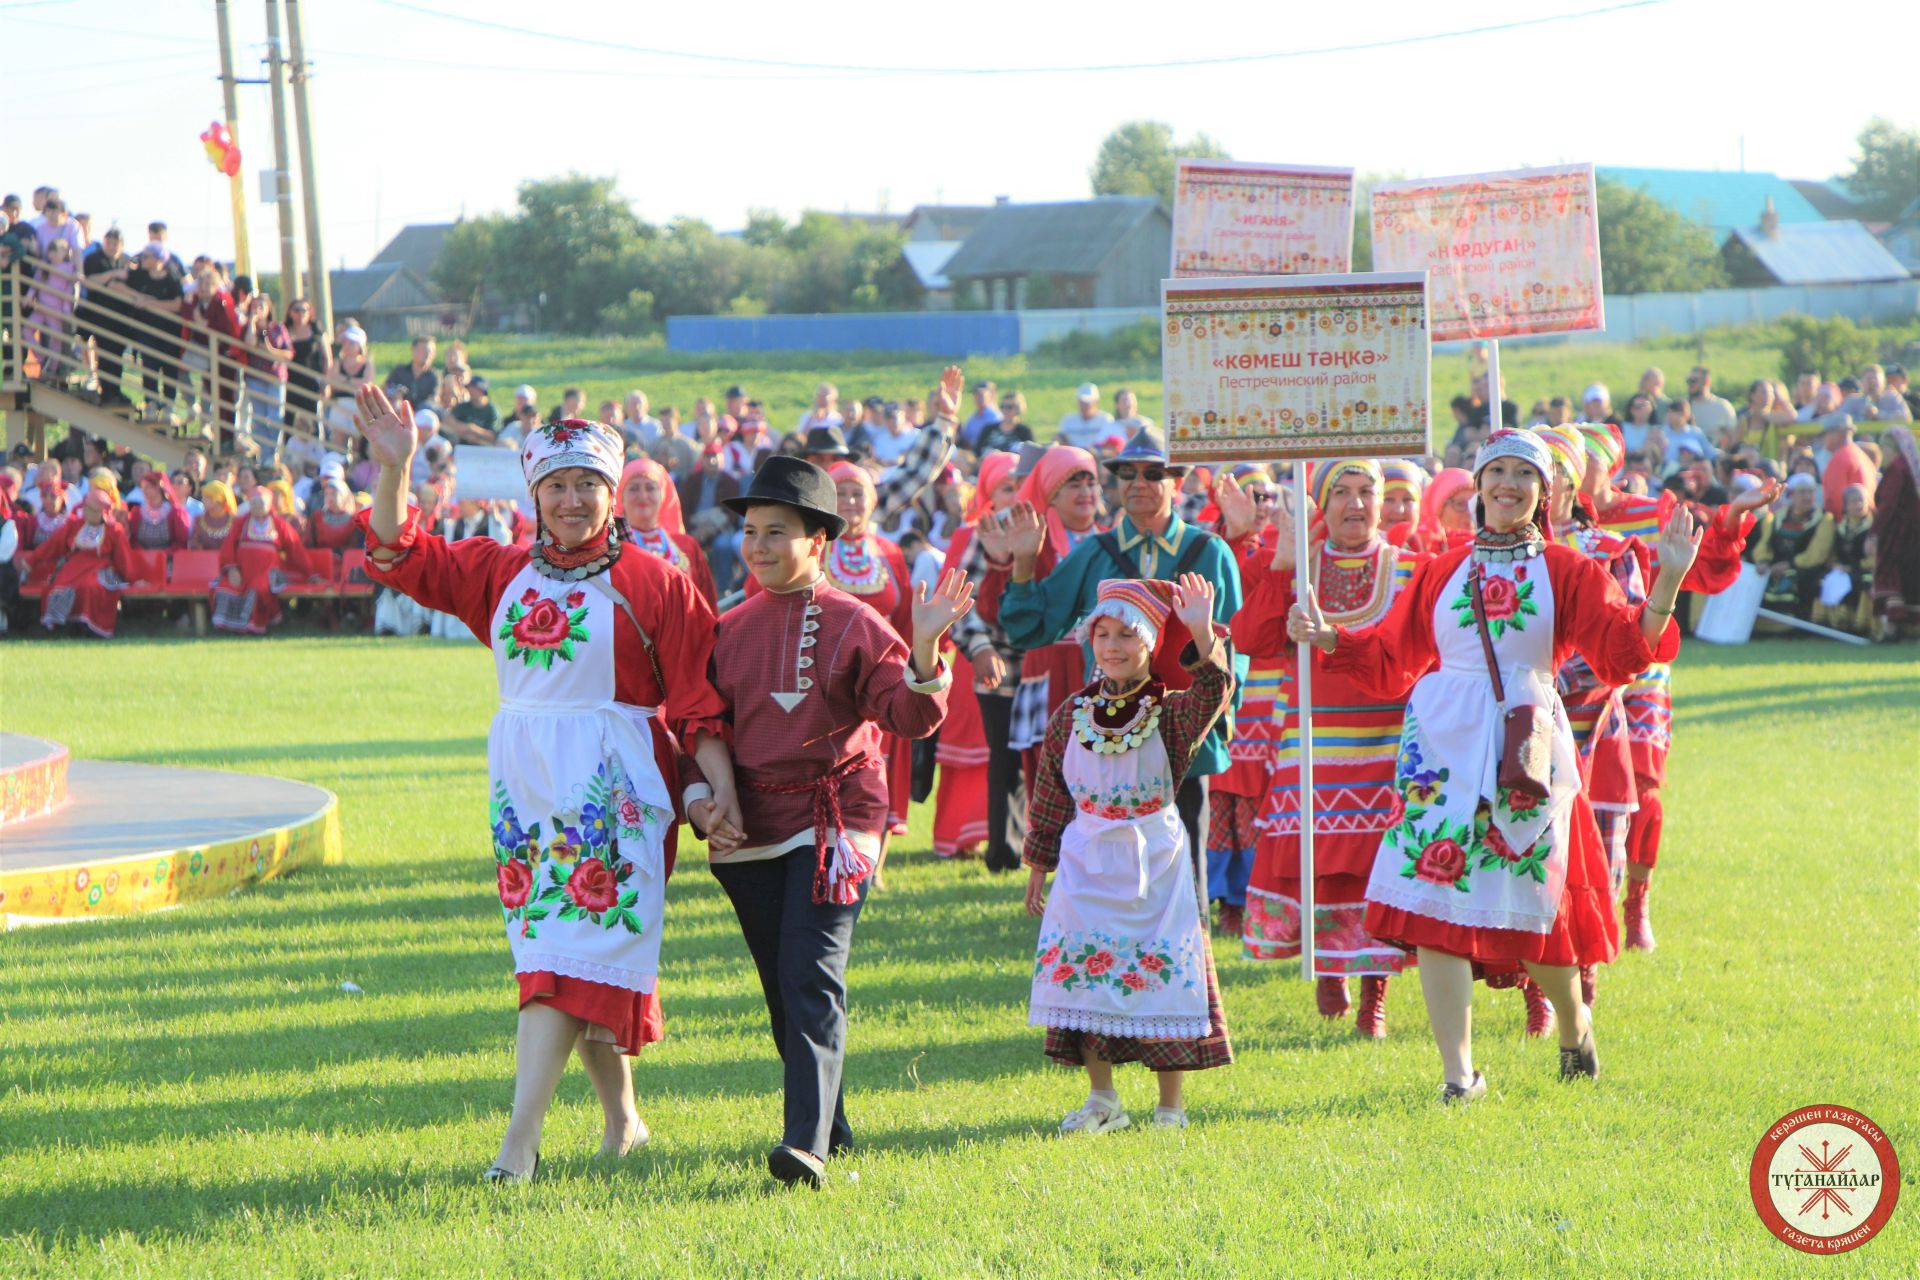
[1172,160,1356,278]
[1162,272,1431,465]
[1369,163,1603,342]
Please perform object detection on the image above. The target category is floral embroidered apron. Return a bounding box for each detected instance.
[1029,725,1209,1039]
[1365,554,1582,934]
[485,563,675,995]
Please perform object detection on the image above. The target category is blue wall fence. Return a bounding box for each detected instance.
[667,279,1918,357]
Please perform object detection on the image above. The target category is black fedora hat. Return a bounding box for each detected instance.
[722,455,847,539]
[801,425,850,458]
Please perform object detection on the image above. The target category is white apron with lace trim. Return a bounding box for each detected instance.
[484,562,675,994]
[1366,553,1582,933]
[1029,722,1208,1038]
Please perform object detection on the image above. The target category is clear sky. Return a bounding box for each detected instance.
[5,0,1911,271]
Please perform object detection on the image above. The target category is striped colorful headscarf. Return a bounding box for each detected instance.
[1379,458,1428,499]
[1534,424,1588,485]
[1576,421,1624,476]
[1310,458,1383,512]
[1075,577,1176,654]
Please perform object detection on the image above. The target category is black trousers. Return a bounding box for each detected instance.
[711,849,866,1159]
[979,687,1024,870]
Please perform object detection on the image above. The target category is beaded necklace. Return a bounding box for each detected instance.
[531,526,623,582]
[1471,523,1545,564]
[628,525,684,569]
[1070,676,1162,755]
[828,533,890,594]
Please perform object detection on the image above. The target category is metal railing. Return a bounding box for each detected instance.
[3,257,379,462]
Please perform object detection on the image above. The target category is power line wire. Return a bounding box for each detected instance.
[375,0,1669,76]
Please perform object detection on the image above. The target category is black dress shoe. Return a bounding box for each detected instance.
[482,1151,540,1185]
[768,1143,825,1188]
[1560,1020,1600,1080]
[1440,1071,1487,1105]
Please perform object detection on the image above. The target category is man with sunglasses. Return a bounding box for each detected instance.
[1000,427,1252,864]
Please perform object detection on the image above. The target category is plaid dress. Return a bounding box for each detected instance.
[1027,643,1235,1072]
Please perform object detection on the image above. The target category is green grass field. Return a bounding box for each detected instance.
[377,321,1881,442]
[1,637,1915,1278]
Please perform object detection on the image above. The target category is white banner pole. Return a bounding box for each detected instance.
[1485,338,1503,432]
[1294,462,1316,983]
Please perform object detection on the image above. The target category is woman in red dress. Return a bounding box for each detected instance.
[128,471,191,551]
[930,449,1020,857]
[351,385,736,1183]
[25,488,144,636]
[19,469,74,553]
[210,486,322,634]
[619,458,716,606]
[1288,431,1701,1100]
[189,480,238,550]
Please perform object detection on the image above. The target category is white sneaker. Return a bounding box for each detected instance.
[1152,1107,1188,1128]
[1059,1095,1130,1135]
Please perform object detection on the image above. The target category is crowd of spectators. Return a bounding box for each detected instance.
[3,182,1915,643]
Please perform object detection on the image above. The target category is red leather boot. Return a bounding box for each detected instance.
[1521,978,1556,1039]
[1624,880,1656,952]
[1315,975,1350,1019]
[1354,976,1388,1039]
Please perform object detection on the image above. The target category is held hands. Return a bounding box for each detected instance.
[690,791,746,853]
[930,365,965,422]
[1287,586,1337,653]
[912,568,976,648]
[1169,572,1216,657]
[1025,866,1048,916]
[353,384,419,470]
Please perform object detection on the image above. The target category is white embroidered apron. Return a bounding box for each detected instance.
[485,563,674,994]
[1366,554,1582,934]
[1029,726,1208,1039]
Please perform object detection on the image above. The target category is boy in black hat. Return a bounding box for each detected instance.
[684,454,975,1189]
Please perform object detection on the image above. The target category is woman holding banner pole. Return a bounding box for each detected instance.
[1288,430,1698,1099]
[1228,460,1427,1035]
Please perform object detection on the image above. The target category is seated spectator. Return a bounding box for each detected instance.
[960,379,1000,450]
[677,439,744,594]
[189,480,237,549]
[722,412,775,477]
[1580,383,1618,426]
[596,398,622,434]
[1887,365,1918,419]
[1686,365,1737,438]
[211,485,321,634]
[795,381,844,436]
[1819,419,1877,518]
[1057,382,1120,450]
[1618,392,1659,453]
[1662,398,1715,466]
[22,487,142,637]
[383,336,438,409]
[1754,475,1832,620]
[305,476,362,553]
[977,390,1034,454]
[800,425,851,469]
[546,385,586,425]
[1841,364,1913,425]
[448,374,499,443]
[1113,387,1154,434]
[128,471,190,550]
[1543,396,1572,426]
[620,390,660,449]
[1790,371,1820,413]
[1636,366,1671,418]
[1814,483,1875,635]
[650,407,697,479]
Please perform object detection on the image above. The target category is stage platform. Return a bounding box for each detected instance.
[0,734,340,926]
[1,732,69,826]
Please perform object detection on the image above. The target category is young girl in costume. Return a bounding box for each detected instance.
[1024,573,1235,1133]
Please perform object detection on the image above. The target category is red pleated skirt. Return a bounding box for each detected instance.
[517,973,664,1056]
[1363,792,1621,977]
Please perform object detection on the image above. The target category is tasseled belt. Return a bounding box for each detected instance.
[746,754,880,905]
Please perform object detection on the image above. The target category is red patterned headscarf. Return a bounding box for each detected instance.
[967,451,1019,524]
[1017,444,1100,559]
[619,458,683,535]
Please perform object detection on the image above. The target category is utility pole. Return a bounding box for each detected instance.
[263,0,301,303]
[284,0,331,333]
[213,0,253,277]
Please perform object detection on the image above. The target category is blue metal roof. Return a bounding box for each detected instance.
[1599,167,1823,236]
[1727,221,1910,285]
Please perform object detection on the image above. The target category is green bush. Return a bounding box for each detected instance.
[1775,313,1886,383]
[1030,319,1161,368]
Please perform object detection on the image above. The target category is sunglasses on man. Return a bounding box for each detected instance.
[1112,465,1180,483]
